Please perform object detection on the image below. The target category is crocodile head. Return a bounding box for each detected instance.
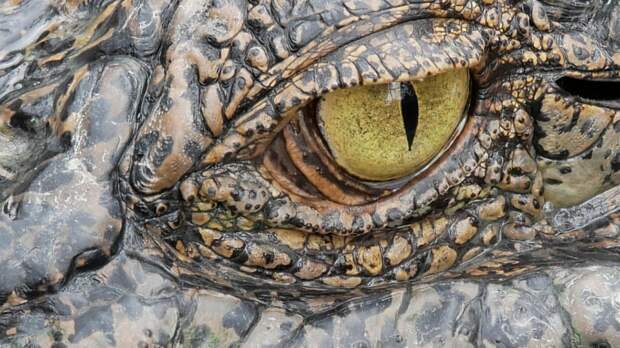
[113,0,620,300]
[1,0,620,345]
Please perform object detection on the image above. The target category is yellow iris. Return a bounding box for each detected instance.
[317,69,470,181]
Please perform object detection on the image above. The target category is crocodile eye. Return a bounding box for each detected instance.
[317,68,470,181]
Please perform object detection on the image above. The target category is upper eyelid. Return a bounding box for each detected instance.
[237,20,486,134]
[239,3,493,106]
[243,7,412,85]
[201,19,488,165]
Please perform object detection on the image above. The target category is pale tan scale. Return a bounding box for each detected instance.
[356,245,383,276]
[452,216,479,245]
[478,196,507,221]
[427,245,458,274]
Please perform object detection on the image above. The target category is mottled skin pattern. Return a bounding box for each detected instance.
[1,0,620,346]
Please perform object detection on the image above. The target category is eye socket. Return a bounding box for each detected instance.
[316,69,470,181]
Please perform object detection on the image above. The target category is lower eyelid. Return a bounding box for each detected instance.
[262,115,389,206]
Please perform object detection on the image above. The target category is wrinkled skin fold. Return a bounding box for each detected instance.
[1,0,620,346]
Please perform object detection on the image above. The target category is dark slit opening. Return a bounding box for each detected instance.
[556,76,620,101]
[400,83,419,151]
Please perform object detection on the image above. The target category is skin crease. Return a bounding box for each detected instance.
[1,0,620,346]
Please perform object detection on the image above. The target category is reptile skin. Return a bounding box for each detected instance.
[1,0,620,346]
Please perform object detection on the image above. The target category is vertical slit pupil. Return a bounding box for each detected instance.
[400,83,419,151]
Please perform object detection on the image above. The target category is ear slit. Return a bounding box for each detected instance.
[556,77,620,101]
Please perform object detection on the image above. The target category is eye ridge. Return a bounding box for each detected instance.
[400,83,419,151]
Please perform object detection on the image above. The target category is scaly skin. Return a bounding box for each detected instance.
[120,0,620,289]
[1,0,620,346]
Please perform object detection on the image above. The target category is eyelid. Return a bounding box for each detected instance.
[202,20,488,166]
[246,4,442,97]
